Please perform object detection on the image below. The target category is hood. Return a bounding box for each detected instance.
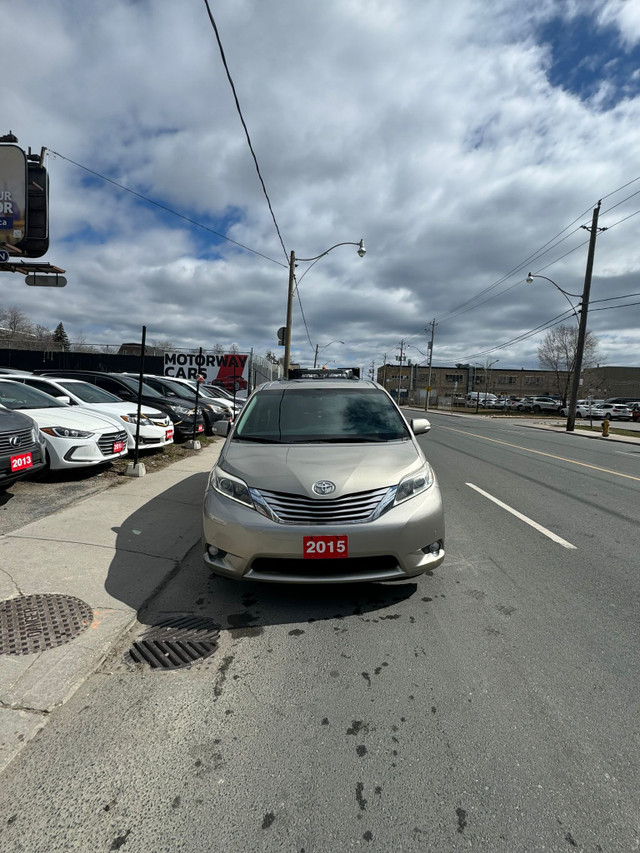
[17,406,126,432]
[76,402,167,421]
[220,439,425,497]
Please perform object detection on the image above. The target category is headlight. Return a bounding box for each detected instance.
[209,465,254,509]
[394,463,434,505]
[168,404,194,417]
[120,413,152,425]
[209,405,224,415]
[31,427,39,443]
[41,426,95,439]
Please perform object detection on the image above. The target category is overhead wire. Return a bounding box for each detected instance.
[434,174,640,328]
[202,0,289,265]
[49,151,287,268]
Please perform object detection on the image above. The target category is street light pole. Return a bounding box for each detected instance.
[525,273,581,324]
[313,340,344,368]
[283,240,365,376]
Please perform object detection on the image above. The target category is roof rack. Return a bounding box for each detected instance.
[287,367,361,380]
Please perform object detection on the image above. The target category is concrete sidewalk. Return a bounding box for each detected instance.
[0,440,222,773]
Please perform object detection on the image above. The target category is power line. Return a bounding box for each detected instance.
[202,0,288,264]
[434,174,640,327]
[463,308,577,361]
[49,151,287,268]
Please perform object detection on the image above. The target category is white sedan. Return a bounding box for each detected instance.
[0,380,129,470]
[3,375,174,451]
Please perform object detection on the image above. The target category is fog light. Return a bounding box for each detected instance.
[207,545,219,558]
[422,541,442,555]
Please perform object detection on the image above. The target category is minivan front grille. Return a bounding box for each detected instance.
[256,486,391,525]
[0,428,36,455]
[97,429,128,455]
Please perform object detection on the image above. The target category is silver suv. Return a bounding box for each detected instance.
[202,376,445,583]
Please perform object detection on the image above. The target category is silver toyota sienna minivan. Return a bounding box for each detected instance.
[202,373,444,584]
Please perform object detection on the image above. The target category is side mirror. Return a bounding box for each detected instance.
[58,395,72,405]
[411,418,431,435]
[214,420,231,437]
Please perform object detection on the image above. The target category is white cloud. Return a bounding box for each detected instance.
[2,0,640,371]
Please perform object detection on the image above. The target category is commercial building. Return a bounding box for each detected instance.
[376,363,640,406]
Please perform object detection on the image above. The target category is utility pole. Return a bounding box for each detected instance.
[396,341,406,404]
[382,353,387,388]
[425,319,436,412]
[566,202,605,432]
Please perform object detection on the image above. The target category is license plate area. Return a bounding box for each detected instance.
[303,535,348,559]
[10,452,33,472]
[113,441,126,453]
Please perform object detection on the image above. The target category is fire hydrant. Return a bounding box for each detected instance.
[602,418,610,437]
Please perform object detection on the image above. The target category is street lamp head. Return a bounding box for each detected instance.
[357,239,366,258]
[526,272,534,283]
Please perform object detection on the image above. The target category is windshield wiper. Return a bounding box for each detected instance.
[309,436,393,443]
[233,435,283,444]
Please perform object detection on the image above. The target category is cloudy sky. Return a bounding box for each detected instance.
[4,0,640,373]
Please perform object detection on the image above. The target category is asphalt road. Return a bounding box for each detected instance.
[0,412,638,851]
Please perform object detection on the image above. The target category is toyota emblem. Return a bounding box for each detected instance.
[9,435,21,447]
[313,480,336,496]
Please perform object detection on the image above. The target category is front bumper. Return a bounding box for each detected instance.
[0,445,47,484]
[202,483,445,584]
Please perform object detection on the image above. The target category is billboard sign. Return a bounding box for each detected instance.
[0,145,27,245]
[164,351,249,392]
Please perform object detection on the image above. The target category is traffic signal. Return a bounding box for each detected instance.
[15,162,49,258]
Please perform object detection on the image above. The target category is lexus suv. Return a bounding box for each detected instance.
[202,373,445,584]
[0,407,47,488]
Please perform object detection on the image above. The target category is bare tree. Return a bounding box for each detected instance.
[33,324,53,342]
[150,338,176,352]
[0,305,34,340]
[537,325,600,403]
[71,332,97,353]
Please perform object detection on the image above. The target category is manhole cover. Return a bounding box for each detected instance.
[124,615,220,670]
[0,593,94,655]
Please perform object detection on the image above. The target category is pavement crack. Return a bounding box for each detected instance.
[0,566,24,596]
[0,699,49,716]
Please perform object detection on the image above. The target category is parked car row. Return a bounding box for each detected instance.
[0,367,248,490]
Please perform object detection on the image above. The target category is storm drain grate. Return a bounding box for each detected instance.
[125,615,220,670]
[0,593,93,655]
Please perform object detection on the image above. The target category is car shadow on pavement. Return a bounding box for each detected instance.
[104,472,419,635]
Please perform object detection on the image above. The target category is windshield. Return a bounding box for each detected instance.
[159,379,198,402]
[234,386,410,443]
[57,381,122,404]
[116,374,166,399]
[0,380,67,410]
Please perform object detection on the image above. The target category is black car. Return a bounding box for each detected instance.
[34,371,205,441]
[129,374,228,435]
[0,406,47,488]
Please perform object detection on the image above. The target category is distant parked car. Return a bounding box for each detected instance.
[2,375,174,452]
[0,379,129,471]
[559,399,604,418]
[628,403,640,422]
[519,396,562,413]
[592,403,632,421]
[0,406,47,488]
